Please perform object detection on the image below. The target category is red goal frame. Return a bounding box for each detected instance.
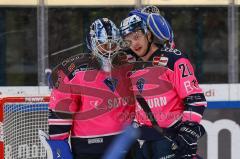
[0,96,49,159]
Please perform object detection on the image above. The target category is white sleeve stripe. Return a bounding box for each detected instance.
[183,111,202,117]
[49,120,72,125]
[188,101,207,107]
[51,109,74,114]
[49,119,73,122]
[49,123,72,125]
[49,132,69,138]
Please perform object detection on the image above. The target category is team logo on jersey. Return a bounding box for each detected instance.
[104,77,118,92]
[152,56,168,66]
[136,78,145,93]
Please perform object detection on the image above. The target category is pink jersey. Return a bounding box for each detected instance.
[130,48,207,128]
[48,54,135,154]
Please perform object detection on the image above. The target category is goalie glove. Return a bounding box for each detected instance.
[174,121,205,159]
[38,130,73,159]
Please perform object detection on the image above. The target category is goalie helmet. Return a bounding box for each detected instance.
[86,18,120,60]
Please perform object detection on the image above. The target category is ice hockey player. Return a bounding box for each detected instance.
[119,11,207,159]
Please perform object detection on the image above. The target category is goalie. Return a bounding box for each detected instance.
[39,18,135,159]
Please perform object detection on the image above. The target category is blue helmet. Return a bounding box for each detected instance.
[147,13,174,43]
[86,18,120,60]
[126,7,175,48]
[119,15,148,38]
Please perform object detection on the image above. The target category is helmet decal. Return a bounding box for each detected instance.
[119,15,147,37]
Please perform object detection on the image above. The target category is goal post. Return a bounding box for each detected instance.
[0,99,3,159]
[0,96,49,159]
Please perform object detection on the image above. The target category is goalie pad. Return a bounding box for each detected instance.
[39,130,73,159]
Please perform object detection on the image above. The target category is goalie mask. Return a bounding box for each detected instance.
[86,18,120,61]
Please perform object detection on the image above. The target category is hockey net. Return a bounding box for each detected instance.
[0,96,49,159]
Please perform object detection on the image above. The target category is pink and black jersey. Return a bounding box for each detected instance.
[130,47,207,129]
[48,54,135,155]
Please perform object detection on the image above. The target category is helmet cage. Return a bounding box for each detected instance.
[93,37,120,60]
[87,18,121,60]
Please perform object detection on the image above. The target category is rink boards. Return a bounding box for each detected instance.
[0,84,240,159]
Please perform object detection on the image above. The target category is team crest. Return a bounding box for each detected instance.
[152,56,168,66]
[104,77,118,92]
[136,78,145,93]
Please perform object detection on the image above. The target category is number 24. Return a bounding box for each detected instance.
[178,63,192,77]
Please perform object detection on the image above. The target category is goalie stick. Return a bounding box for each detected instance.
[136,94,203,159]
[102,126,140,159]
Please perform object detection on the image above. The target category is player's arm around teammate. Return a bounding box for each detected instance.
[119,10,207,159]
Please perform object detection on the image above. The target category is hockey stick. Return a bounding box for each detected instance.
[135,95,178,150]
[102,126,140,159]
[136,94,203,159]
[50,43,84,56]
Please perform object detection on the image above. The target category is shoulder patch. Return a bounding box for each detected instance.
[152,56,169,66]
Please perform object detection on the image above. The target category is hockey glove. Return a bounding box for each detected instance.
[174,121,205,159]
[38,130,73,159]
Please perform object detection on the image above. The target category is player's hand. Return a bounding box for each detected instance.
[112,51,129,67]
[174,121,205,159]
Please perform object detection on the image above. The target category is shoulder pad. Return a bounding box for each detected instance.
[61,53,100,75]
[159,47,189,70]
[51,53,100,86]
